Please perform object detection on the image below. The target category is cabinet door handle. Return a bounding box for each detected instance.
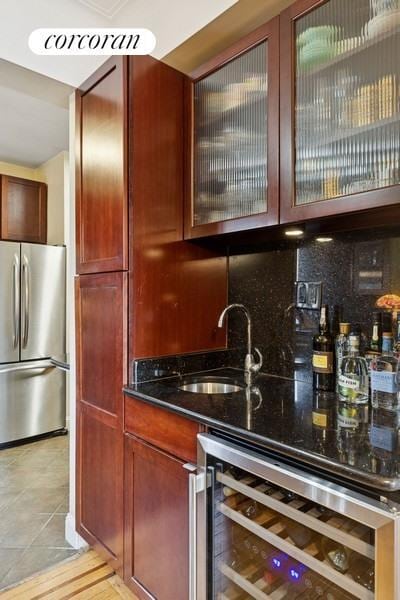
[184,464,205,600]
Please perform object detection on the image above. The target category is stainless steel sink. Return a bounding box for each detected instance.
[178,376,244,395]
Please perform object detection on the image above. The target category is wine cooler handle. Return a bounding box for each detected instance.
[183,463,205,600]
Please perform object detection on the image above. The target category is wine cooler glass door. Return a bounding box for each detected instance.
[197,434,398,600]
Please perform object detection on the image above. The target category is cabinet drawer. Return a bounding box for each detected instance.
[124,395,201,462]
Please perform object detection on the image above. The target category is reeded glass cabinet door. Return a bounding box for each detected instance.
[187,21,279,238]
[281,0,400,221]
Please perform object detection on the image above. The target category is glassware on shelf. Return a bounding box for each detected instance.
[294,0,400,206]
[193,42,268,226]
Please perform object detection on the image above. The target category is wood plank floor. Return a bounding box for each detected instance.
[0,550,137,599]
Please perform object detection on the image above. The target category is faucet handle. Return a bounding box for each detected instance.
[251,347,263,374]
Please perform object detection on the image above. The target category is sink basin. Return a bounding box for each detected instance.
[178,376,244,395]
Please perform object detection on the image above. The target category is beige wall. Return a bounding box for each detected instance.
[37,151,68,245]
[0,160,44,181]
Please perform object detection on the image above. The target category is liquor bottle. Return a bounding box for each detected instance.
[382,311,393,335]
[371,332,400,411]
[370,312,382,352]
[338,334,369,404]
[335,323,350,391]
[394,312,400,359]
[313,305,335,392]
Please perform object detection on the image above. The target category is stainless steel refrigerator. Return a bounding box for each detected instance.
[0,242,66,445]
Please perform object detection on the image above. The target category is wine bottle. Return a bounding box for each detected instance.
[370,312,382,352]
[313,305,335,392]
[320,537,351,573]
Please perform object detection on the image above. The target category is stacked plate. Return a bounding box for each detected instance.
[297,26,341,70]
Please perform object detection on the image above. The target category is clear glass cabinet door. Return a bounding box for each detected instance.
[294,0,400,206]
[193,42,269,226]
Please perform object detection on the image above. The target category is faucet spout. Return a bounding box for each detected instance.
[217,304,262,385]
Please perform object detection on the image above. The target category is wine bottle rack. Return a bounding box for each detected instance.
[218,472,374,559]
[217,472,374,600]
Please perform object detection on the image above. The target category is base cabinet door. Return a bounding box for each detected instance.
[124,434,190,600]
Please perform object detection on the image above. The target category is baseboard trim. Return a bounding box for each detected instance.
[65,513,88,550]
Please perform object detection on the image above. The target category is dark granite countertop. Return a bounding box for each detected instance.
[124,367,400,493]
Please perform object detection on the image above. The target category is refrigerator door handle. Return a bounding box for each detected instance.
[0,361,55,374]
[12,255,20,349]
[22,258,29,349]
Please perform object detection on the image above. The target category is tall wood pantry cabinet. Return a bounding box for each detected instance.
[75,55,227,578]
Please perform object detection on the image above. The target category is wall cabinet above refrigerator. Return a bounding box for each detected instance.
[0,175,47,243]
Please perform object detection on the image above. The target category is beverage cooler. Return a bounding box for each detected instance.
[191,434,399,600]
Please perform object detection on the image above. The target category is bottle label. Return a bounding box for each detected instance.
[339,374,360,391]
[370,425,396,452]
[371,370,398,394]
[313,351,333,373]
[338,414,359,428]
[312,411,328,428]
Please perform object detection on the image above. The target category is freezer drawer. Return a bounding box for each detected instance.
[0,361,66,445]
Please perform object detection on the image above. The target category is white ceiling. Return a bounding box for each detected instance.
[0,0,237,167]
[0,60,71,167]
[0,0,238,87]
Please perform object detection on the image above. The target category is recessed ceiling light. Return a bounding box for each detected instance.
[316,237,333,243]
[285,229,304,237]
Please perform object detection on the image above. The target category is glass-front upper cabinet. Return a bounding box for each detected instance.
[184,20,279,239]
[280,0,400,223]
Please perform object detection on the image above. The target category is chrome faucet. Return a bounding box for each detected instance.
[218,304,263,385]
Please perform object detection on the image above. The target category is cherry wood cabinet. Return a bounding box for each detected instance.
[75,54,227,583]
[75,56,128,274]
[75,271,127,574]
[280,0,400,223]
[124,434,190,600]
[184,18,280,239]
[0,175,47,243]
[129,56,227,358]
[124,394,203,600]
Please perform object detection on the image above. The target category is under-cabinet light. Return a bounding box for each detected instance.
[316,237,333,243]
[285,229,304,237]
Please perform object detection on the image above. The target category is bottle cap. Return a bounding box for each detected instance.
[349,334,360,346]
[383,332,393,338]
[339,323,351,334]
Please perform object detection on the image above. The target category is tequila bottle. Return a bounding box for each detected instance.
[338,335,369,404]
[371,333,400,411]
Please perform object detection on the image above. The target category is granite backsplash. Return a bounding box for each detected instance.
[132,226,400,384]
[228,226,400,384]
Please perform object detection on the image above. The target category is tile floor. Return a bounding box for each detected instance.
[0,433,77,589]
